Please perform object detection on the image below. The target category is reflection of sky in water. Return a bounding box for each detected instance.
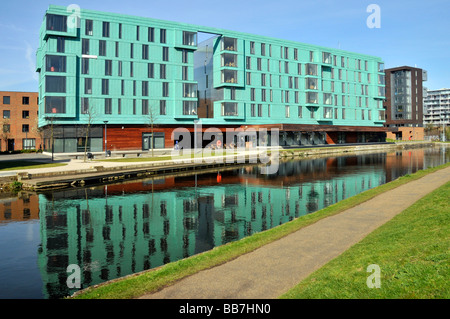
[0,146,449,299]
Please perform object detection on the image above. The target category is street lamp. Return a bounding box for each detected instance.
[104,121,109,156]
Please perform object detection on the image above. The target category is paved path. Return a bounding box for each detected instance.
[138,165,450,299]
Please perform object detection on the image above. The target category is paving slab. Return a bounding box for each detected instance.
[138,165,450,299]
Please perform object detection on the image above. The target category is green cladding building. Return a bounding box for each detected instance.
[36,5,387,153]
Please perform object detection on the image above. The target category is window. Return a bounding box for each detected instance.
[222,37,237,51]
[250,88,255,101]
[306,92,318,104]
[160,100,166,115]
[105,60,112,76]
[142,81,148,96]
[118,23,122,39]
[162,47,169,61]
[246,72,251,85]
[323,93,332,105]
[3,110,10,118]
[285,105,290,118]
[222,69,237,83]
[46,14,67,32]
[222,53,237,67]
[46,55,66,72]
[22,97,29,105]
[182,66,188,80]
[81,58,89,74]
[148,63,154,78]
[183,101,197,115]
[102,79,109,95]
[130,61,134,77]
[130,43,134,58]
[46,76,66,93]
[148,27,154,42]
[250,41,255,54]
[22,124,29,133]
[246,57,251,70]
[85,20,93,36]
[45,96,66,113]
[160,29,166,43]
[162,82,169,97]
[115,42,119,57]
[136,25,140,41]
[183,31,197,46]
[142,99,149,115]
[309,51,314,62]
[342,108,346,119]
[251,104,256,117]
[298,106,302,118]
[2,96,10,105]
[105,98,112,114]
[56,37,65,53]
[160,64,166,79]
[294,48,298,60]
[261,43,266,56]
[306,78,317,90]
[118,99,121,114]
[323,107,333,119]
[81,98,89,114]
[23,139,35,150]
[257,58,262,71]
[118,61,122,76]
[133,99,136,114]
[221,102,238,116]
[102,21,110,37]
[306,64,317,76]
[258,104,262,117]
[82,38,90,55]
[322,52,331,64]
[182,50,188,63]
[121,80,125,95]
[99,40,106,56]
[3,124,10,133]
[183,83,197,98]
[142,44,149,59]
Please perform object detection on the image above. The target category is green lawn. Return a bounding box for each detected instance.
[280,181,450,299]
[71,162,450,299]
[95,151,238,163]
[0,160,67,171]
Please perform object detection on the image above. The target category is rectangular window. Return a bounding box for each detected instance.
[121,80,125,95]
[142,44,149,59]
[250,88,255,101]
[46,75,66,93]
[222,69,237,83]
[105,60,112,76]
[246,72,251,85]
[251,104,255,117]
[148,63,154,78]
[222,53,237,67]
[56,37,65,53]
[136,25,140,41]
[85,19,93,36]
[250,41,255,54]
[81,97,89,114]
[45,96,66,114]
[133,99,136,114]
[298,106,302,118]
[142,99,149,115]
[162,82,169,97]
[102,21,110,37]
[162,47,169,61]
[257,58,262,71]
[323,107,333,119]
[148,27,154,42]
[160,100,166,115]
[2,96,10,105]
[342,108,346,119]
[306,63,317,76]
[222,37,237,51]
[221,102,238,116]
[118,23,122,39]
[102,79,109,95]
[306,92,318,104]
[285,105,290,118]
[309,51,314,62]
[130,43,134,58]
[23,138,35,150]
[160,29,166,43]
[246,56,251,70]
[82,38,89,55]
[183,83,197,98]
[294,48,298,61]
[3,124,10,133]
[261,43,266,56]
[323,93,332,105]
[130,61,134,77]
[133,80,136,96]
[22,97,29,105]
[46,14,67,32]
[84,78,92,94]
[99,40,106,56]
[115,42,119,57]
[46,55,66,72]
[81,58,89,74]
[306,77,318,90]
[182,66,188,80]
[183,101,197,115]
[3,110,10,118]
[118,61,122,76]
[160,64,166,79]
[118,99,121,114]
[183,31,197,46]
[258,104,262,117]
[142,81,149,96]
[105,98,112,114]
[22,124,29,133]
[182,50,188,63]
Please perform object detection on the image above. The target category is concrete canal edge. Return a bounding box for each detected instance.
[70,160,450,299]
[4,141,434,192]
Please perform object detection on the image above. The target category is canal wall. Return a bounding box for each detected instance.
[5,142,435,192]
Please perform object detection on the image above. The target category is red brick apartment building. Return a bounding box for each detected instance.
[0,91,42,151]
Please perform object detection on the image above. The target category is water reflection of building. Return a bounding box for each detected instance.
[0,193,39,222]
[37,156,387,298]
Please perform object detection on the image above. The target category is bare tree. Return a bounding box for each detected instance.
[80,101,98,162]
[145,102,159,157]
[1,118,10,152]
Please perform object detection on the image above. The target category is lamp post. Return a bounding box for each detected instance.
[104,121,108,156]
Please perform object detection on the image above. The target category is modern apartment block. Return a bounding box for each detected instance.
[423,88,450,126]
[36,5,387,153]
[0,91,42,151]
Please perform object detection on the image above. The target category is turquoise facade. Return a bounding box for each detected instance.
[37,5,386,131]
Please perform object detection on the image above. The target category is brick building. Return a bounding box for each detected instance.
[0,91,42,151]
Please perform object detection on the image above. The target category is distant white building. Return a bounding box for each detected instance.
[423,88,450,125]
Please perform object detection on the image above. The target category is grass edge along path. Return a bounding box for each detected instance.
[0,161,67,171]
[279,181,450,299]
[71,161,450,299]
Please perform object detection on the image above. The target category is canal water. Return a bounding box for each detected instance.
[0,145,448,299]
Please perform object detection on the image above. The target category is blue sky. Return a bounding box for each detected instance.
[0,0,449,92]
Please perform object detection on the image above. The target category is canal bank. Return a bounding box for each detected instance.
[1,142,433,191]
[70,161,450,299]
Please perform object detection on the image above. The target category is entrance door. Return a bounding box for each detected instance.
[7,139,14,152]
[142,133,165,150]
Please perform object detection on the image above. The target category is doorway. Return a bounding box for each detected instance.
[7,139,14,152]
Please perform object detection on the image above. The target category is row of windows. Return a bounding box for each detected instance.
[2,110,34,119]
[2,124,31,133]
[80,98,170,116]
[1,96,33,105]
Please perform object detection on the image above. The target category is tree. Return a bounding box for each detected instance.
[80,100,98,162]
[1,118,10,152]
[145,102,159,157]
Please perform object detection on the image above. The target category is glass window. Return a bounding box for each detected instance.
[82,38,89,55]
[183,83,197,98]
[102,79,109,95]
[306,92,318,104]
[323,107,333,119]
[105,60,112,76]
[3,124,10,133]
[222,69,237,83]
[306,63,317,76]
[182,50,188,63]
[183,31,197,46]
[115,42,119,57]
[250,41,255,54]
[182,66,188,80]
[322,52,331,64]
[221,102,238,116]
[285,105,290,118]
[118,61,122,76]
[23,138,35,150]
[160,29,166,43]
[160,100,166,115]
[56,37,65,53]
[222,53,237,67]
[85,20,93,36]
[81,98,89,114]
[183,101,197,115]
[46,14,67,32]
[148,27,154,42]
[162,82,169,97]
[45,96,66,113]
[148,63,154,78]
[22,97,29,105]
[298,106,302,118]
[142,44,149,60]
[46,75,66,93]
[306,78,317,90]
[162,47,169,61]
[2,96,10,104]
[136,25,140,41]
[142,99,149,114]
[3,110,10,118]
[323,93,332,105]
[142,81,148,96]
[130,43,134,58]
[99,40,106,56]
[46,55,66,72]
[160,64,166,79]
[105,98,112,114]
[102,21,110,37]
[378,62,384,72]
[81,58,89,74]
[222,37,237,51]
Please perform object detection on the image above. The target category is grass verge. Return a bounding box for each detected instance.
[71,161,450,299]
[0,161,67,171]
[280,181,450,299]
